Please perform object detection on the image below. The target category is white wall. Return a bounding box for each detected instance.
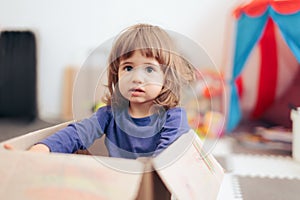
[0,0,240,120]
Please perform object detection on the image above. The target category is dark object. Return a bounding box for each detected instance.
[0,31,37,120]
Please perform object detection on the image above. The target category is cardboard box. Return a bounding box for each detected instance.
[0,123,224,200]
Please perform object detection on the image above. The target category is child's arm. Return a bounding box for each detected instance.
[3,126,85,153]
[155,107,190,154]
[3,114,103,153]
[38,114,105,153]
[4,107,109,154]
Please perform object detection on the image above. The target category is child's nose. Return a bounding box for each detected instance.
[131,69,144,83]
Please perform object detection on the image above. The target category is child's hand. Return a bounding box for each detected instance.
[27,144,50,153]
[3,143,14,150]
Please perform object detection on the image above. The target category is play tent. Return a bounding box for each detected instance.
[226,0,300,132]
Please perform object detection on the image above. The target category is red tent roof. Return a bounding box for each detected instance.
[234,0,300,18]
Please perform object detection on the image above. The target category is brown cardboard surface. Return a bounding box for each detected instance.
[0,150,144,200]
[0,123,224,200]
[153,132,224,200]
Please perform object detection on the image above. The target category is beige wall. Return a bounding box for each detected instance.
[0,0,240,120]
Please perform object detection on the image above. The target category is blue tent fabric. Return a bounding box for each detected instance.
[226,7,300,132]
[270,9,300,63]
[226,11,269,132]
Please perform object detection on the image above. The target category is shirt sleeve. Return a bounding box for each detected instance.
[39,113,105,153]
[154,107,190,155]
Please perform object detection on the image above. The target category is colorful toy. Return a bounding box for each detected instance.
[184,69,225,138]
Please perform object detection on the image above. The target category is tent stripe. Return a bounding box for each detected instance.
[251,17,278,118]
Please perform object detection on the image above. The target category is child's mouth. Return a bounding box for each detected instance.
[130,88,144,92]
[129,88,145,96]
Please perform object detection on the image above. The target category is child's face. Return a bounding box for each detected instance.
[118,50,164,105]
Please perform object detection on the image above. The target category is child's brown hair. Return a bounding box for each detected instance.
[103,24,195,110]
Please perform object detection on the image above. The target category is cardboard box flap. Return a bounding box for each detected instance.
[152,130,224,200]
[0,121,70,151]
[0,150,144,200]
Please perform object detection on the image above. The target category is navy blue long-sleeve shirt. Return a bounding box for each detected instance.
[40,106,190,159]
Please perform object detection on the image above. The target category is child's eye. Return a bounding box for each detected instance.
[145,66,154,73]
[124,66,133,71]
